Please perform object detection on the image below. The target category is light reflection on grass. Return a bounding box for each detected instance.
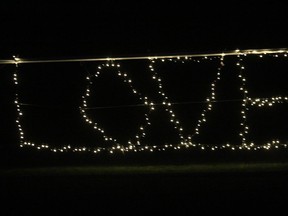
[1,163,288,176]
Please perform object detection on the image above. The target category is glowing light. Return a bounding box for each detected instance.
[80,61,154,153]
[11,49,288,153]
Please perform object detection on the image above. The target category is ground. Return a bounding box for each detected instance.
[1,162,288,215]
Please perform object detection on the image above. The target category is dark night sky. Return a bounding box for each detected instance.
[0,1,287,58]
[1,1,288,152]
[2,4,288,216]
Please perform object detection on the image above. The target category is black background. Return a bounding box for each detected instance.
[1,1,288,215]
[1,1,288,151]
[0,1,287,58]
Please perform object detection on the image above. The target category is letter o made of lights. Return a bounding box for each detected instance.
[80,62,154,151]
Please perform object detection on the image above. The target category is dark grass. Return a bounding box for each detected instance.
[1,149,288,215]
[2,162,288,176]
[1,162,288,215]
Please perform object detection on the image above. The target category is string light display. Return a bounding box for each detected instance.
[237,54,249,148]
[148,56,223,151]
[236,54,288,150]
[7,48,288,154]
[80,61,153,154]
[191,56,224,148]
[248,97,288,107]
[148,58,186,149]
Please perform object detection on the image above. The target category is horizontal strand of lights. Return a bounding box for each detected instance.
[15,97,288,110]
[14,98,250,109]
[0,48,288,65]
[12,51,288,154]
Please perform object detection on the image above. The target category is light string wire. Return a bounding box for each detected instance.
[14,95,288,110]
[12,51,288,154]
[2,48,288,65]
[15,98,248,109]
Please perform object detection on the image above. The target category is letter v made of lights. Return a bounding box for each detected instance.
[4,48,288,154]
